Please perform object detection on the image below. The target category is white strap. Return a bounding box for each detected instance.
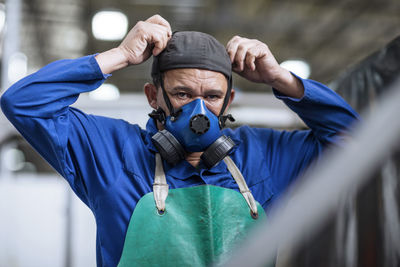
[223,156,258,217]
[153,153,169,212]
[153,153,258,217]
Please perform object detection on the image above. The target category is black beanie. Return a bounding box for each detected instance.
[151,31,232,82]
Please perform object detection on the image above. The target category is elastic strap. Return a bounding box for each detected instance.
[223,156,258,217]
[159,73,177,118]
[153,153,258,218]
[218,76,235,128]
[219,76,232,117]
[153,153,169,212]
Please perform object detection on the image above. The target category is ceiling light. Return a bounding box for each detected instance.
[92,10,128,41]
[280,59,311,79]
[89,83,120,101]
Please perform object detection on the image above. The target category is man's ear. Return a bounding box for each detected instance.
[144,83,158,109]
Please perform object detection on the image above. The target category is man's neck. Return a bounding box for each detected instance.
[185,152,202,167]
[156,121,203,167]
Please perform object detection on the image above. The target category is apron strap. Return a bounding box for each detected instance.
[153,153,258,218]
[223,156,259,218]
[153,153,169,213]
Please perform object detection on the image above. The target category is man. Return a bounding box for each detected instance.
[1,15,358,267]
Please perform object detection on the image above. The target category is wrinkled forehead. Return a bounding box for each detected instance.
[162,68,228,92]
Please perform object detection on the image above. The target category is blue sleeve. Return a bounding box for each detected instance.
[264,76,359,196]
[0,55,136,206]
[273,76,360,144]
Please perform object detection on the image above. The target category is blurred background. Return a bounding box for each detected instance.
[0,0,399,266]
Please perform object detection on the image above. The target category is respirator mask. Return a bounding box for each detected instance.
[149,31,236,168]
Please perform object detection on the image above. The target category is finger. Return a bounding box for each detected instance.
[150,26,170,55]
[245,52,256,71]
[246,44,265,71]
[226,35,241,50]
[146,14,172,36]
[232,63,241,74]
[234,42,253,72]
[226,35,242,63]
[152,38,166,56]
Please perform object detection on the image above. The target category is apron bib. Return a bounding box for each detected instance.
[118,154,269,267]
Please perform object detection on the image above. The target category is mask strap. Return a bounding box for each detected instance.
[148,107,166,125]
[149,73,180,124]
[218,76,235,127]
[159,73,180,119]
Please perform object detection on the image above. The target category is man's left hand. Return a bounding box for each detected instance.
[226,36,283,85]
[226,36,304,98]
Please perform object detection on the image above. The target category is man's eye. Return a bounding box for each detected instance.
[177,92,190,99]
[205,95,219,100]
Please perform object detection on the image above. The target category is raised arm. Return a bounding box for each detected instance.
[226,35,304,99]
[226,36,360,196]
[95,14,172,74]
[226,35,359,143]
[0,14,172,204]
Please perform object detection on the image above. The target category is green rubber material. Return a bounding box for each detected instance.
[118,185,269,267]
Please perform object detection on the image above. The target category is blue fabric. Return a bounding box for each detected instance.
[1,55,359,267]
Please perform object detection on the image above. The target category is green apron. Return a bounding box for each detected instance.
[118,154,268,267]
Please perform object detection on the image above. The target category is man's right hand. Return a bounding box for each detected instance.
[119,14,172,65]
[95,14,172,74]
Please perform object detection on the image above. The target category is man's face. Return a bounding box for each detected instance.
[157,68,229,116]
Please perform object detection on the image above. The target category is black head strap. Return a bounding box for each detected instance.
[218,76,235,127]
[159,73,174,116]
[159,73,183,121]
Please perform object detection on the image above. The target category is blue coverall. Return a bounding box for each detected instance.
[1,55,359,266]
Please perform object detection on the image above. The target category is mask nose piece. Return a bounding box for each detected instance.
[189,114,210,134]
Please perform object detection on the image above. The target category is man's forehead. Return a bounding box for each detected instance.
[163,68,228,91]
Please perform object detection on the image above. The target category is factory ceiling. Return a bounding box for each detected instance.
[0,0,399,174]
[3,0,400,93]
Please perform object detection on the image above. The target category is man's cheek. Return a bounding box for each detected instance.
[206,103,223,115]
